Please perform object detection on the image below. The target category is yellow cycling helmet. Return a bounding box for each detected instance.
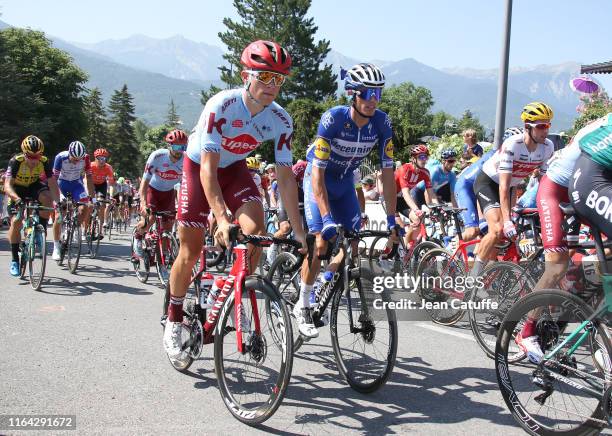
[21,135,44,155]
[521,102,554,123]
[246,157,259,170]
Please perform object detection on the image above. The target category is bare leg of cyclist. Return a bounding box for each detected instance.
[471,207,503,277]
[8,216,23,266]
[235,200,265,273]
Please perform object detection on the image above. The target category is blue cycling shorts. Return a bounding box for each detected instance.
[303,163,360,233]
[454,177,479,228]
[58,179,88,201]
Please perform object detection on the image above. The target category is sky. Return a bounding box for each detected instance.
[1,0,611,89]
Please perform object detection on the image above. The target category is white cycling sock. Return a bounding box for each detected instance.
[53,241,60,250]
[266,243,277,264]
[300,281,313,308]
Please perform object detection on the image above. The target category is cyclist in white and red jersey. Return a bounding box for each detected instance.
[164,40,306,360]
[132,129,187,258]
[471,102,555,280]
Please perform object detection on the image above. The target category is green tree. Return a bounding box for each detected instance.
[83,88,109,151]
[133,119,149,145]
[284,98,325,160]
[456,109,485,140]
[218,0,336,105]
[139,125,172,160]
[568,91,612,137]
[0,28,88,162]
[200,85,223,106]
[378,82,434,163]
[166,99,181,128]
[430,111,458,137]
[107,84,139,177]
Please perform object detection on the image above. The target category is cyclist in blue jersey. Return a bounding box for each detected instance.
[164,40,306,360]
[298,63,399,338]
[412,148,458,208]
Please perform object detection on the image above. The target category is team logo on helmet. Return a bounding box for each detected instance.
[314,138,331,160]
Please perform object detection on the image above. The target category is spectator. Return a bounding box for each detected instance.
[361,175,379,201]
[462,129,483,160]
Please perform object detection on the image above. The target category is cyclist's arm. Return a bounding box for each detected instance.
[401,187,419,212]
[499,172,513,222]
[200,151,231,225]
[357,187,365,212]
[425,188,438,205]
[85,174,94,199]
[47,177,60,204]
[276,165,305,237]
[4,176,19,202]
[311,165,331,218]
[138,178,149,213]
[380,167,396,215]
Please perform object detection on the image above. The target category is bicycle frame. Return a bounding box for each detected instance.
[203,243,260,353]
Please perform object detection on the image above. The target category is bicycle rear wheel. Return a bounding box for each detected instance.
[28,225,47,291]
[415,247,466,325]
[469,261,534,362]
[107,213,114,241]
[156,231,179,287]
[214,276,293,425]
[131,229,150,283]
[496,290,611,435]
[330,267,398,393]
[89,217,101,259]
[67,220,82,274]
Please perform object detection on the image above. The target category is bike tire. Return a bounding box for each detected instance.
[19,241,27,279]
[28,225,47,291]
[367,235,389,268]
[214,276,293,425]
[67,221,82,274]
[156,232,179,287]
[408,240,442,276]
[107,214,114,241]
[469,261,534,362]
[330,266,397,393]
[495,290,611,435]
[131,230,150,283]
[57,219,69,265]
[415,247,466,325]
[89,218,102,259]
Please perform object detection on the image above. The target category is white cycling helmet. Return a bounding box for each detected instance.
[344,63,385,90]
[503,126,523,141]
[68,140,86,159]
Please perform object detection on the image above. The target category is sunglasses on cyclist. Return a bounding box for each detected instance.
[96,156,107,161]
[356,87,383,102]
[417,154,429,161]
[445,159,456,164]
[526,122,551,130]
[249,70,286,87]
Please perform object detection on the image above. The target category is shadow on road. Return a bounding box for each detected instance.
[273,342,516,434]
[32,275,153,296]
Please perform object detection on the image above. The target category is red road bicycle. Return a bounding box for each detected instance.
[161,225,297,425]
[130,210,178,287]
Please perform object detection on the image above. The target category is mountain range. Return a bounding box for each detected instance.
[2,19,584,130]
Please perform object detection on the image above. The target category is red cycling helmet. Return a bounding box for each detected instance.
[240,40,292,75]
[411,144,429,157]
[94,148,109,158]
[165,129,188,145]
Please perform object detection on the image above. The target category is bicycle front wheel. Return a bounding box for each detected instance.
[214,276,293,425]
[496,289,612,435]
[330,267,398,393]
[469,261,534,362]
[67,221,82,274]
[89,217,101,259]
[28,225,47,291]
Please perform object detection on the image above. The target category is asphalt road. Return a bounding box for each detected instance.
[0,226,531,435]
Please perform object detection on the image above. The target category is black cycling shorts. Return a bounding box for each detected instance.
[474,171,501,214]
[94,182,108,199]
[7,182,49,215]
[570,152,612,240]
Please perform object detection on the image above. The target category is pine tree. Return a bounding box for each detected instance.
[107,84,139,177]
[218,0,336,106]
[83,88,109,151]
[165,99,180,128]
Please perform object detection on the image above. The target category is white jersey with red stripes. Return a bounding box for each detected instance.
[482,134,554,186]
